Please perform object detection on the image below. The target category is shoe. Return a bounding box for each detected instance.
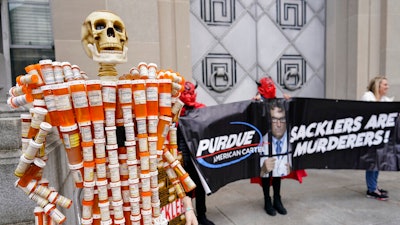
[264,196,276,216]
[366,190,389,201]
[378,188,388,195]
[197,215,215,225]
[273,196,287,215]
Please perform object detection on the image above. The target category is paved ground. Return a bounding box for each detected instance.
[201,169,400,225]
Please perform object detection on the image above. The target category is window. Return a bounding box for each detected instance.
[7,0,54,86]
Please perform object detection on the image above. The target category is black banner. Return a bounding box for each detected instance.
[289,98,400,171]
[178,98,400,194]
[178,100,268,194]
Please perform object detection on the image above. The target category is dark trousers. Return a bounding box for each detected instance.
[183,155,207,216]
[366,170,379,192]
[262,176,282,198]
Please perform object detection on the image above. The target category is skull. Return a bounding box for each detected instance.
[81,10,128,64]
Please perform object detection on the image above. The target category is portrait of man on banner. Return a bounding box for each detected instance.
[260,99,290,177]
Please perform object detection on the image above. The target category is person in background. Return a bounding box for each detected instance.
[252,76,307,216]
[361,75,393,200]
[177,81,215,225]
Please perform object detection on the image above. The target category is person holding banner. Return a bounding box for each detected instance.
[253,76,307,216]
[260,99,290,216]
[254,77,289,216]
[361,75,392,200]
[178,81,215,225]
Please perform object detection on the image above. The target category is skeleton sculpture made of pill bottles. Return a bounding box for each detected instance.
[81,10,128,80]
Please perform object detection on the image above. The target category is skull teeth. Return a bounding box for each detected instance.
[99,50,123,54]
[99,42,122,50]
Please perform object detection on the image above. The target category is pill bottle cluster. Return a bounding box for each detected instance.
[8,60,88,110]
[9,60,196,225]
[15,178,72,225]
[9,59,88,225]
[14,107,71,224]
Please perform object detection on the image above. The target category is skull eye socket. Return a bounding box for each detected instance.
[94,21,106,30]
[114,22,123,33]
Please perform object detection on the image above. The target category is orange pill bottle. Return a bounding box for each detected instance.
[61,62,74,82]
[81,199,93,220]
[9,85,28,97]
[129,66,140,79]
[137,62,149,79]
[47,191,73,209]
[140,191,152,210]
[41,85,60,127]
[18,158,46,187]
[92,193,101,225]
[27,107,48,139]
[147,116,158,136]
[69,162,84,188]
[34,122,52,145]
[14,155,34,178]
[158,79,172,116]
[25,64,44,87]
[39,59,56,85]
[34,206,44,225]
[71,65,83,80]
[117,80,132,106]
[20,113,31,139]
[43,203,66,224]
[16,74,38,86]
[31,88,44,100]
[53,83,76,126]
[119,154,129,181]
[60,124,83,165]
[101,81,117,109]
[32,99,51,124]
[52,61,65,83]
[123,206,131,224]
[115,99,124,123]
[145,79,159,116]
[180,173,196,193]
[86,80,105,121]
[157,116,172,149]
[132,79,147,117]
[7,94,34,109]
[69,80,91,123]
[147,63,158,79]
